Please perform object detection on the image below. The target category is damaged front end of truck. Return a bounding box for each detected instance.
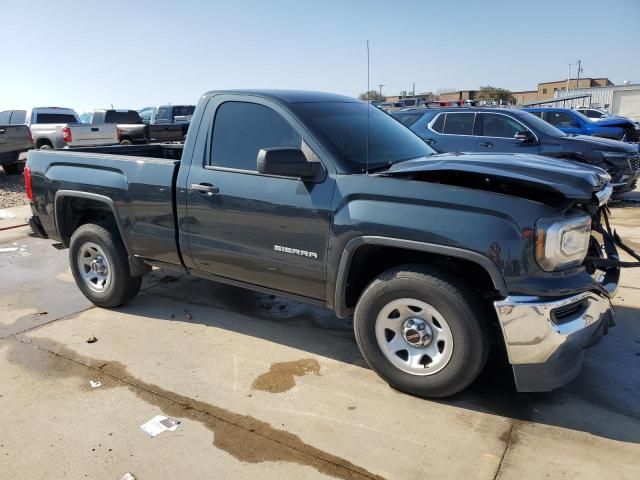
[381,152,640,391]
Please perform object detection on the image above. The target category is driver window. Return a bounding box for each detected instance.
[209,102,301,171]
[480,113,525,138]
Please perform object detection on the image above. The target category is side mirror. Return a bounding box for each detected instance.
[257,148,323,181]
[514,131,533,143]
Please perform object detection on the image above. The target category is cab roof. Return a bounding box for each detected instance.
[203,89,359,104]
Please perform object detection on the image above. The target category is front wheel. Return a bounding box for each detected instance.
[354,265,490,398]
[69,223,142,307]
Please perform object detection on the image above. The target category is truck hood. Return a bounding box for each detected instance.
[559,134,636,152]
[593,116,635,128]
[382,152,611,211]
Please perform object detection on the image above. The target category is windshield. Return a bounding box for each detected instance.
[517,111,568,137]
[392,112,425,127]
[105,111,142,124]
[290,102,436,172]
[78,113,93,124]
[35,113,78,124]
[173,106,195,118]
[156,105,194,123]
[570,110,595,123]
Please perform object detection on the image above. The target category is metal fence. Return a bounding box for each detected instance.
[553,84,640,110]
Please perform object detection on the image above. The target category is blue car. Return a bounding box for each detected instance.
[523,107,639,142]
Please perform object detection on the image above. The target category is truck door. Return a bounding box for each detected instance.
[183,97,335,300]
[475,112,540,155]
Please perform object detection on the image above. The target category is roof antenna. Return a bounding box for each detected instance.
[365,39,370,175]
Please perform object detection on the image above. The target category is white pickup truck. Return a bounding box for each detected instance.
[0,107,117,149]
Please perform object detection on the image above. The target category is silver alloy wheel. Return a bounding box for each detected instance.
[375,298,454,375]
[77,242,112,293]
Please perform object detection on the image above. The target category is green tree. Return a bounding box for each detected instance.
[358,90,386,102]
[476,86,515,103]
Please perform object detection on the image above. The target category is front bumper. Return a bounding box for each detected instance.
[494,290,615,392]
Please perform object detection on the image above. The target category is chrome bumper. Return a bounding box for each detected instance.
[494,291,615,392]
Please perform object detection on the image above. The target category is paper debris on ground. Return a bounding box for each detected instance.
[139,415,181,437]
[0,209,17,220]
[119,473,136,480]
[89,380,102,388]
[0,247,19,253]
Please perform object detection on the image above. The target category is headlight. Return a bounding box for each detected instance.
[594,150,630,163]
[535,216,591,271]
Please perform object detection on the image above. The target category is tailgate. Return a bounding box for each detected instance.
[148,124,183,142]
[0,125,32,155]
[68,123,117,147]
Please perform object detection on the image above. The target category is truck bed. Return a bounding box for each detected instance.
[67,143,184,160]
[27,146,183,266]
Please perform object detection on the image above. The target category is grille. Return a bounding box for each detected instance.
[551,300,587,325]
[629,154,640,173]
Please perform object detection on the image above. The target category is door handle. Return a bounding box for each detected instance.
[190,183,219,196]
[424,138,435,145]
[480,142,493,148]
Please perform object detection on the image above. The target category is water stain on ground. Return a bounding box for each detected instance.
[252,359,321,393]
[5,336,384,480]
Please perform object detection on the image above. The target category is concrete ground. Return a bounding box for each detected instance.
[1,196,639,480]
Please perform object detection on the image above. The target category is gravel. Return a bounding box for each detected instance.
[0,170,27,209]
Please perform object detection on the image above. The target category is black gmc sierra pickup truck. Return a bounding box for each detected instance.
[25,90,624,397]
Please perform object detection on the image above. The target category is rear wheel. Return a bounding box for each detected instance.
[119,139,132,145]
[69,223,142,307]
[354,265,490,398]
[2,153,23,175]
[39,143,52,150]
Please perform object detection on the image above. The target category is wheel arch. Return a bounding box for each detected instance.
[55,191,126,248]
[35,137,53,148]
[54,190,149,276]
[333,236,508,318]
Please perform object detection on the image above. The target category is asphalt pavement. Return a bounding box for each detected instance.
[1,195,639,480]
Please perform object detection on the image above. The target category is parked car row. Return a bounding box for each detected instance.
[0,104,195,175]
[392,107,640,193]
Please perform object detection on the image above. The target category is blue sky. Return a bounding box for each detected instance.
[1,0,638,112]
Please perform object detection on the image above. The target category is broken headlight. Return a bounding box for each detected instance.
[535,216,591,271]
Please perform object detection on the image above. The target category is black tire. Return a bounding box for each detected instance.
[119,139,132,145]
[69,223,142,308]
[2,154,24,175]
[353,264,490,398]
[39,143,52,150]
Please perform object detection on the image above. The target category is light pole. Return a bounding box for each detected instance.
[378,84,385,100]
[566,63,571,92]
[575,60,583,88]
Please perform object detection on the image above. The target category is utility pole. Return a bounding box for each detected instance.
[575,59,583,88]
[377,84,385,100]
[566,64,571,92]
[412,82,415,96]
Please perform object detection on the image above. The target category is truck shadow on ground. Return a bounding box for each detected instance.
[125,272,640,445]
